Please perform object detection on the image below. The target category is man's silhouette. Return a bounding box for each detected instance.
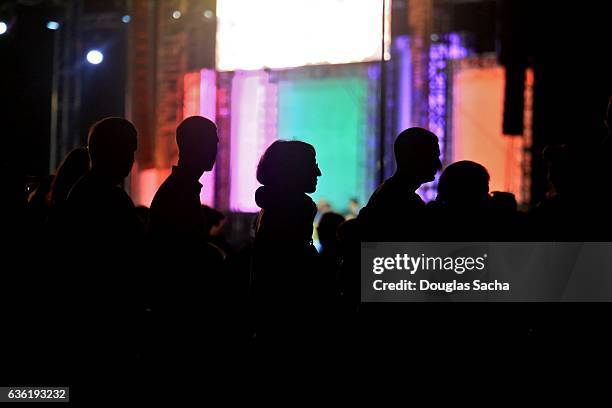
[65,117,142,244]
[358,127,441,241]
[147,116,218,242]
[61,117,142,399]
[143,116,225,384]
[427,160,494,241]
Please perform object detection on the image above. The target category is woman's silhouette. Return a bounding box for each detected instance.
[252,140,326,339]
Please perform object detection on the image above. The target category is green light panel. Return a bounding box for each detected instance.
[277,76,369,212]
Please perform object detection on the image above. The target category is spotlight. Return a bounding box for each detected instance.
[121,15,130,24]
[86,49,104,65]
[46,21,60,30]
[0,21,7,35]
[203,10,214,19]
[172,10,181,19]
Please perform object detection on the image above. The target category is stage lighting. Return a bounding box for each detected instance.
[203,10,214,19]
[0,21,7,35]
[86,50,104,65]
[121,15,131,24]
[46,21,60,30]
[216,0,391,71]
[172,10,181,19]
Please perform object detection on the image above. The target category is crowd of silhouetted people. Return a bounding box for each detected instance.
[2,96,612,398]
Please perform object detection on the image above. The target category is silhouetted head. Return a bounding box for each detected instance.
[317,211,345,250]
[50,147,90,206]
[257,140,321,193]
[394,128,442,183]
[88,117,137,184]
[176,116,218,175]
[437,161,490,208]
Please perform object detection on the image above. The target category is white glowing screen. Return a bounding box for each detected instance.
[216,0,391,71]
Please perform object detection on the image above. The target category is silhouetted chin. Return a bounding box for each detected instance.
[305,182,317,193]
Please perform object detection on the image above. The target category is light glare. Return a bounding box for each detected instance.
[46,21,60,30]
[86,50,104,65]
[216,0,391,71]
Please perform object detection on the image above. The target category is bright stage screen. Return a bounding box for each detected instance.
[216,0,391,71]
[228,69,375,213]
[277,76,370,211]
[452,64,527,203]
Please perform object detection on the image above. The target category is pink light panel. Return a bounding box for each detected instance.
[229,70,277,212]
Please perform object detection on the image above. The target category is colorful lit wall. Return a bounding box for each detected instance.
[277,76,370,211]
[226,67,376,213]
[133,68,217,207]
[229,70,277,212]
[168,32,530,214]
[451,59,527,203]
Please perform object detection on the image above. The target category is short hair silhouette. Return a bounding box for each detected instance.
[394,127,441,181]
[88,118,137,164]
[176,116,218,171]
[257,140,320,192]
[87,117,137,181]
[437,161,490,206]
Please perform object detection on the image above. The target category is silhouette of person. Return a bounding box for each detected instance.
[147,116,218,243]
[358,127,442,241]
[143,116,228,387]
[49,147,90,209]
[427,160,493,241]
[437,160,490,209]
[45,147,90,236]
[53,118,143,399]
[318,212,345,259]
[348,129,441,344]
[252,140,326,339]
[65,117,143,243]
[254,140,321,249]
